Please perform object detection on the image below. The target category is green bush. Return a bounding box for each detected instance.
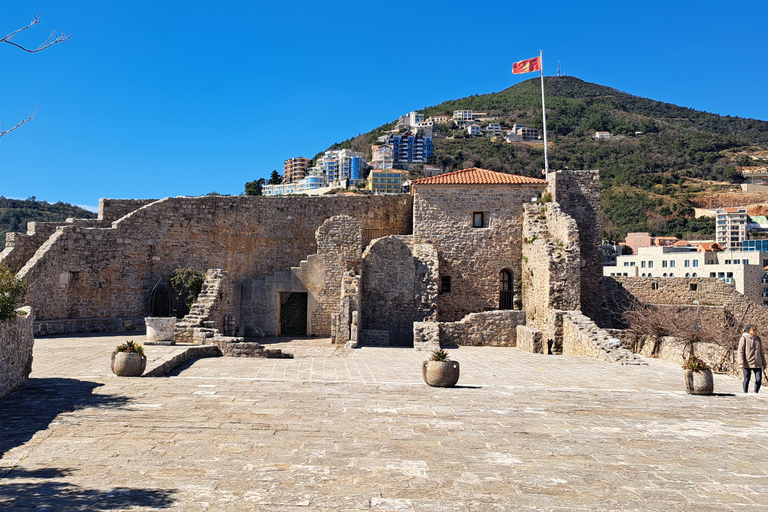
[169,267,205,317]
[0,262,27,322]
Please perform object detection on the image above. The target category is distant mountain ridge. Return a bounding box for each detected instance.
[0,197,97,251]
[327,76,768,239]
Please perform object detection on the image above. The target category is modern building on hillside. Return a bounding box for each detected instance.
[366,169,406,194]
[716,207,748,250]
[451,110,488,127]
[385,130,434,166]
[283,157,311,184]
[512,124,540,141]
[485,123,502,136]
[371,145,394,170]
[594,131,613,140]
[605,244,768,305]
[317,149,367,186]
[263,170,328,196]
[467,124,482,136]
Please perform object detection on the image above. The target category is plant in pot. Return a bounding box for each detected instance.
[111,340,147,377]
[422,349,460,387]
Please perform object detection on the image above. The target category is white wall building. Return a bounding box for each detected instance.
[467,124,482,136]
[605,245,768,305]
[716,207,748,250]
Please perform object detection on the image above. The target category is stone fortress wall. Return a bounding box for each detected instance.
[4,195,412,335]
[0,307,34,400]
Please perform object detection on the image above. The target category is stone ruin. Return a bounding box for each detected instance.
[1,169,654,395]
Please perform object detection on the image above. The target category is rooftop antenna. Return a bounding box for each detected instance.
[557,61,561,77]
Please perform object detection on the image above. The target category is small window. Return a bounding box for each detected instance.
[652,282,659,290]
[648,261,654,268]
[440,276,451,293]
[693,260,699,267]
[692,273,697,277]
[690,284,698,291]
[662,261,667,268]
[669,261,675,268]
[472,212,485,228]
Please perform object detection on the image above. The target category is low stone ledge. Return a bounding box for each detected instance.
[516,325,543,354]
[439,310,526,347]
[34,316,145,337]
[360,330,390,347]
[143,345,222,377]
[413,322,439,352]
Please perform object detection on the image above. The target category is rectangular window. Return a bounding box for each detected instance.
[725,260,731,264]
[670,261,675,268]
[710,272,716,277]
[734,259,741,264]
[652,283,659,290]
[662,261,667,268]
[690,283,698,291]
[727,272,733,278]
[648,261,653,268]
[641,261,646,268]
[624,262,629,267]
[472,212,485,228]
[440,276,451,293]
[684,260,690,267]
[693,260,698,267]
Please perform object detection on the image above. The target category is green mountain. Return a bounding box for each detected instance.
[0,197,97,250]
[327,76,768,240]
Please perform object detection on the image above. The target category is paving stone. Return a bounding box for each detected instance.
[0,334,766,511]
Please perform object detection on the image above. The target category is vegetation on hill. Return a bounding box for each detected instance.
[0,197,96,250]
[323,76,768,241]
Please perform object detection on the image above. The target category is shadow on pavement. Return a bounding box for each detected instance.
[0,378,128,460]
[0,467,176,510]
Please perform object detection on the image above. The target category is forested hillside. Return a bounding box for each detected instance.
[0,197,96,250]
[327,77,768,240]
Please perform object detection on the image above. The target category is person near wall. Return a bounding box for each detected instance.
[737,324,766,394]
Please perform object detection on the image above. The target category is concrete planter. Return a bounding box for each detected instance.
[684,369,714,395]
[422,360,460,387]
[111,351,147,377]
[146,317,176,344]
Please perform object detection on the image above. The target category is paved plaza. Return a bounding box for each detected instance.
[1,334,767,511]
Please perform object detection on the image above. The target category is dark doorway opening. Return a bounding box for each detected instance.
[499,270,513,310]
[280,292,308,336]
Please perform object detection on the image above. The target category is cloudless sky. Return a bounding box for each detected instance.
[2,0,767,210]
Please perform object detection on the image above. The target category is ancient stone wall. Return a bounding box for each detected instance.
[561,310,644,364]
[0,307,34,400]
[17,195,411,331]
[549,170,608,325]
[98,198,157,223]
[605,276,768,330]
[2,220,101,273]
[412,183,546,321]
[438,310,526,347]
[521,202,581,330]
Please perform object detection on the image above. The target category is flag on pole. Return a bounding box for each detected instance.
[512,56,541,74]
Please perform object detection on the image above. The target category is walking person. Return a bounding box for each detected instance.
[737,324,766,393]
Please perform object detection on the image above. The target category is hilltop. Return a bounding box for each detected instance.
[327,76,768,240]
[0,197,96,251]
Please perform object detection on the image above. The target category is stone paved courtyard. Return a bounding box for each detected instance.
[1,334,767,511]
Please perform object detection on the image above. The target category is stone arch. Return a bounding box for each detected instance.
[361,236,416,346]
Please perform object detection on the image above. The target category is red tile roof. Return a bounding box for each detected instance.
[697,242,724,252]
[411,168,547,186]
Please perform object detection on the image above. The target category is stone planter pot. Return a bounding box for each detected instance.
[684,369,714,395]
[111,351,147,377]
[422,360,460,387]
[145,317,176,344]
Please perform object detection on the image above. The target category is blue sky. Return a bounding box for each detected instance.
[2,0,767,210]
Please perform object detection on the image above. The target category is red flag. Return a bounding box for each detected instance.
[513,56,541,74]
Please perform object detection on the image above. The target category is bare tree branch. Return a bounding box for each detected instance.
[1,13,71,53]
[1,13,70,138]
[0,105,38,138]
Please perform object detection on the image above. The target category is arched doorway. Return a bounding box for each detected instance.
[499,269,513,310]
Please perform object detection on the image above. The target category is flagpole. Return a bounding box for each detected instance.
[539,49,549,180]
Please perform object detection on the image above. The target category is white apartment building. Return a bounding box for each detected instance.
[467,124,482,136]
[263,169,329,197]
[716,207,748,250]
[605,245,768,305]
[485,123,502,136]
[371,144,394,170]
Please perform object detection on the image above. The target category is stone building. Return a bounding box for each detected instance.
[3,168,613,353]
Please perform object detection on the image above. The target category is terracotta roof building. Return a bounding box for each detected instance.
[411,168,547,186]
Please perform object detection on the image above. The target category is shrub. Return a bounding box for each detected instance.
[430,349,450,362]
[0,262,27,322]
[169,267,205,317]
[115,340,144,355]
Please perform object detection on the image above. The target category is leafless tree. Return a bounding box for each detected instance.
[1,13,71,138]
